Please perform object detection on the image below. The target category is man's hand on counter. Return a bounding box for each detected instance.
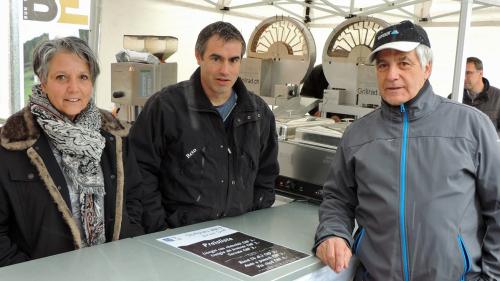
[316,237,352,273]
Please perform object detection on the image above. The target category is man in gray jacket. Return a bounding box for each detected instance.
[314,20,500,280]
[463,56,500,135]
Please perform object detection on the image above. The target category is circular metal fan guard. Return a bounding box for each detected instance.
[247,16,316,83]
[323,16,389,64]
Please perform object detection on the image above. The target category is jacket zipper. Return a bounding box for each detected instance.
[353,227,365,255]
[400,104,410,281]
[197,147,206,196]
[457,234,471,281]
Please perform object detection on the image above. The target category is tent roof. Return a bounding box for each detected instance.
[167,0,500,27]
[162,0,500,103]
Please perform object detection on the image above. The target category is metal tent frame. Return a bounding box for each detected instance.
[8,0,500,115]
[148,0,499,102]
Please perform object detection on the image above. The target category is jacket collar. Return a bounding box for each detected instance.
[187,67,257,112]
[381,80,440,122]
[1,106,128,151]
[463,77,490,103]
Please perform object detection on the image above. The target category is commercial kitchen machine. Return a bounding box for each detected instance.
[240,16,388,202]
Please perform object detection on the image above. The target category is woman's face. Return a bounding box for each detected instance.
[41,52,93,121]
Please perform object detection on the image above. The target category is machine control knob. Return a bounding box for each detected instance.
[113,91,125,98]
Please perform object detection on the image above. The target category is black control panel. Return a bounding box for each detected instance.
[275,175,323,203]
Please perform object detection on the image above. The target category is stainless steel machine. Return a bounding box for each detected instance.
[275,118,347,201]
[260,17,388,202]
[321,17,389,119]
[238,16,331,201]
[239,16,316,107]
[111,35,178,122]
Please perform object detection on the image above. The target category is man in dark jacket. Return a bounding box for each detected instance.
[463,56,500,135]
[314,21,500,280]
[129,21,279,232]
[299,64,329,116]
[300,64,329,100]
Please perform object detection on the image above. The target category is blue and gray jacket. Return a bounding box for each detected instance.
[315,81,500,280]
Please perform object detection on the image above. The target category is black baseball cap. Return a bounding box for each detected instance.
[368,20,431,62]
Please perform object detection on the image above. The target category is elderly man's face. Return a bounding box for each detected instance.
[375,49,431,106]
[41,52,93,121]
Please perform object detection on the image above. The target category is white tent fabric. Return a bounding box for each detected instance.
[166,0,500,27]
[92,0,500,109]
[160,0,500,102]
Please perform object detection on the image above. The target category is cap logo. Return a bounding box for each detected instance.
[377,29,400,41]
[377,30,391,41]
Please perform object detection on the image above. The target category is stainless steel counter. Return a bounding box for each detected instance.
[0,202,357,281]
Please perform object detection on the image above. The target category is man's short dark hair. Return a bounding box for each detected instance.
[195,21,246,58]
[467,57,483,71]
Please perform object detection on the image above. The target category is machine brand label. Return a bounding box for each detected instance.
[241,77,260,85]
[357,88,378,95]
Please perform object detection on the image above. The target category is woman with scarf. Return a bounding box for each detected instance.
[0,36,144,266]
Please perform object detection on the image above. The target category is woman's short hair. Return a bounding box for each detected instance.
[32,36,100,84]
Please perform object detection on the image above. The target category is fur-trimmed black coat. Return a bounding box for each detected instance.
[0,107,144,267]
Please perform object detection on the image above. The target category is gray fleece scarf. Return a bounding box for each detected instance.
[30,84,106,247]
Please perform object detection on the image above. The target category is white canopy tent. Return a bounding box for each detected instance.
[138,0,499,103]
[86,0,500,109]
[163,0,500,27]
[3,0,500,118]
